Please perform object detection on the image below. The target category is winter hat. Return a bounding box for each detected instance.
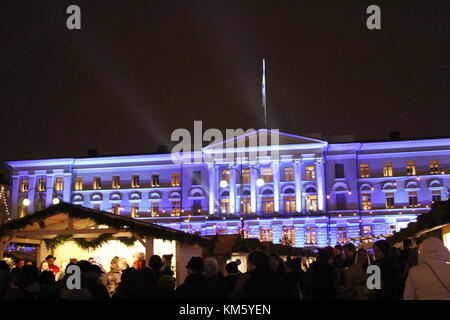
[186,257,204,272]
[225,261,239,274]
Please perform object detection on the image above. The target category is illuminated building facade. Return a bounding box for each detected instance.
[5,130,450,247]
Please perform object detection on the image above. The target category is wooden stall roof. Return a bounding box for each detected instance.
[0,202,214,248]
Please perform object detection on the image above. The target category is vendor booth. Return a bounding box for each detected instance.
[0,202,214,285]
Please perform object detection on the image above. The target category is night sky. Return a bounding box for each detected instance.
[1,0,449,177]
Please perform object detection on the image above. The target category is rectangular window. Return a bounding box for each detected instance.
[151,174,160,187]
[305,166,316,181]
[360,164,370,178]
[306,195,318,212]
[406,161,416,176]
[336,193,346,210]
[18,203,28,218]
[131,205,139,218]
[37,178,46,192]
[430,160,439,174]
[74,177,83,191]
[259,228,273,242]
[192,200,202,213]
[93,177,102,190]
[408,191,418,207]
[305,227,317,245]
[385,192,395,208]
[383,162,393,177]
[112,176,120,189]
[54,177,64,191]
[131,175,140,188]
[284,167,294,182]
[171,201,181,216]
[220,198,230,214]
[171,174,180,187]
[221,170,230,184]
[362,194,372,210]
[241,169,250,184]
[262,198,274,213]
[151,205,159,217]
[111,205,121,215]
[432,190,441,203]
[338,227,347,243]
[20,178,29,192]
[281,227,296,247]
[363,226,373,236]
[284,196,296,213]
[335,164,345,179]
[192,171,201,185]
[262,168,273,183]
[241,198,251,214]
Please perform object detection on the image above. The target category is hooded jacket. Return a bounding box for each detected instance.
[403,237,450,300]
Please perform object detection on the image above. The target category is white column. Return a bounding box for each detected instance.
[294,159,303,213]
[63,173,72,203]
[315,158,326,212]
[46,175,54,207]
[10,175,19,219]
[250,164,257,214]
[28,175,36,213]
[208,163,216,214]
[272,160,280,213]
[229,164,236,214]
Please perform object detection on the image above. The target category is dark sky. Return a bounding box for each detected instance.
[1,0,449,176]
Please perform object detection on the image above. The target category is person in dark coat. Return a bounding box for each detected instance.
[224,261,239,296]
[309,249,337,300]
[286,257,306,299]
[369,240,402,300]
[112,268,139,300]
[175,257,220,300]
[342,243,357,268]
[148,255,164,284]
[135,267,158,299]
[157,275,176,300]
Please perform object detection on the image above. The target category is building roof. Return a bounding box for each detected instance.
[0,202,214,248]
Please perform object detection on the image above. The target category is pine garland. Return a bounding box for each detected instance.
[43,233,137,250]
[44,234,72,250]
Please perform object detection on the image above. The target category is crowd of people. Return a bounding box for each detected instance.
[0,237,448,300]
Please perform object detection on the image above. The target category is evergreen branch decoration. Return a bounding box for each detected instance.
[44,234,72,250]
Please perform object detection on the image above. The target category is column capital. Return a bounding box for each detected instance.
[293,158,304,166]
[314,157,325,165]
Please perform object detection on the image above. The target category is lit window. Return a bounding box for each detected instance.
[220,198,230,214]
[259,228,273,242]
[408,191,418,207]
[360,164,370,178]
[430,160,439,174]
[241,197,251,214]
[262,197,274,213]
[131,175,140,188]
[241,169,250,184]
[93,177,102,190]
[284,167,294,181]
[432,190,441,203]
[305,227,316,245]
[383,162,393,177]
[262,168,273,183]
[74,177,83,191]
[18,202,28,218]
[406,161,416,176]
[171,174,180,187]
[112,176,120,189]
[385,192,395,208]
[151,205,159,217]
[363,226,373,236]
[131,205,139,218]
[20,178,29,192]
[37,178,46,192]
[112,205,121,215]
[284,196,296,213]
[338,227,347,243]
[362,194,372,210]
[305,166,315,180]
[306,195,318,212]
[171,201,181,216]
[221,170,230,184]
[191,171,201,185]
[151,175,160,187]
[281,227,295,246]
[54,177,64,191]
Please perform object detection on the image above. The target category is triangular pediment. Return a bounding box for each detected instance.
[203,129,327,151]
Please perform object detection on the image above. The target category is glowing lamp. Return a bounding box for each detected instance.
[52,197,60,205]
[219,180,228,188]
[256,178,265,187]
[22,198,31,207]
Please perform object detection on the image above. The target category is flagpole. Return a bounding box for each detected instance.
[262,58,267,129]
